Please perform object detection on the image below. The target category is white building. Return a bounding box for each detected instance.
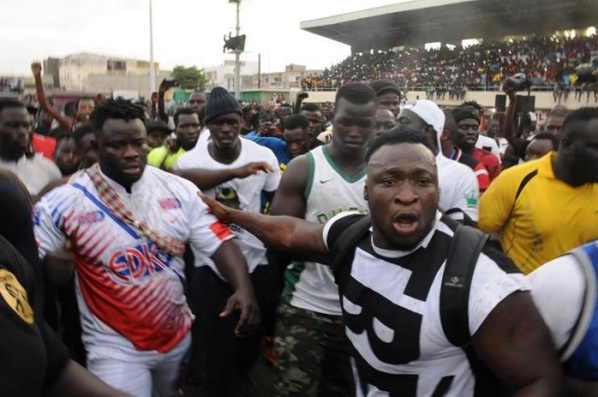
[204,60,258,91]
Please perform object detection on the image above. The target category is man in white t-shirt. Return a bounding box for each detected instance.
[175,87,280,396]
[0,99,61,197]
[398,100,480,223]
[197,129,562,396]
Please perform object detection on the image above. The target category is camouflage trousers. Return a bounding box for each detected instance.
[273,300,354,397]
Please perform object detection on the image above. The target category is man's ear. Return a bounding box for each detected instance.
[440,129,450,142]
[363,182,369,201]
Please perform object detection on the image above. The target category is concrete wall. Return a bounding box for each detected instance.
[302,90,598,110]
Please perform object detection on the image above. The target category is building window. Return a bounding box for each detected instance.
[107,60,126,71]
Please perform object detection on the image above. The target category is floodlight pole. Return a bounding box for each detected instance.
[149,0,156,94]
[230,0,241,99]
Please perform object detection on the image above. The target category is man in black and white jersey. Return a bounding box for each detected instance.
[198,129,562,396]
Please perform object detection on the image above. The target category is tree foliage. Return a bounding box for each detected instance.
[172,65,207,90]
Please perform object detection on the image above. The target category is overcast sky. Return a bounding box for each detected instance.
[0,0,405,76]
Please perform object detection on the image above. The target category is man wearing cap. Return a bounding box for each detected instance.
[398,99,480,223]
[369,79,402,117]
[147,107,202,171]
[174,87,281,396]
[146,120,172,150]
[452,106,502,181]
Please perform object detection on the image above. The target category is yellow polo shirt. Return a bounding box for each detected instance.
[479,152,598,274]
[147,146,186,171]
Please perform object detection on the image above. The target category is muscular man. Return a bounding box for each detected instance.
[34,98,259,397]
[199,129,562,397]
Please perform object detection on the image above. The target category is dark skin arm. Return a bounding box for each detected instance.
[270,155,309,218]
[42,239,75,287]
[472,291,563,396]
[503,87,527,153]
[200,193,330,264]
[48,360,131,397]
[150,92,158,121]
[209,240,260,336]
[294,91,308,115]
[31,62,73,130]
[175,161,274,191]
[157,80,169,124]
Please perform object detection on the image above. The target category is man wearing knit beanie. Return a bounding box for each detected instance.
[452,106,502,181]
[174,86,281,396]
[369,79,402,117]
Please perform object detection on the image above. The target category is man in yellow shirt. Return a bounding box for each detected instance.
[479,108,598,274]
[148,108,202,171]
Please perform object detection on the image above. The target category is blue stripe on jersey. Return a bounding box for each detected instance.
[71,183,140,239]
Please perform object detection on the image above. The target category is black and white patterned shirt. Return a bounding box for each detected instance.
[323,211,528,397]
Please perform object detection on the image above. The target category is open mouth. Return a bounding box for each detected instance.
[392,212,420,235]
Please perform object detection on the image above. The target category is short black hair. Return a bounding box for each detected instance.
[335,83,378,108]
[173,107,197,127]
[300,103,320,113]
[89,98,145,132]
[257,109,276,122]
[73,124,95,147]
[531,132,560,151]
[0,99,25,114]
[366,127,435,163]
[460,100,483,114]
[283,115,309,132]
[561,107,598,145]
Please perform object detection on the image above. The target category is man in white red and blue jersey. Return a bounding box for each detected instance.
[33,98,259,397]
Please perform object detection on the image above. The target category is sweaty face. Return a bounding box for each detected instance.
[332,98,377,153]
[208,113,242,153]
[378,92,400,117]
[189,93,207,113]
[300,110,323,135]
[525,139,554,162]
[54,139,79,175]
[77,99,95,122]
[366,143,439,251]
[455,118,480,151]
[545,116,565,137]
[284,127,311,158]
[176,113,201,151]
[97,118,148,188]
[0,107,30,157]
[374,108,397,137]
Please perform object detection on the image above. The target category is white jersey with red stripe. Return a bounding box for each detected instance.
[33,166,233,356]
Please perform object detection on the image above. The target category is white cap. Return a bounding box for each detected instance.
[401,99,445,136]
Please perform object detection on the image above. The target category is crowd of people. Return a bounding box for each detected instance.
[2,55,598,397]
[304,34,598,93]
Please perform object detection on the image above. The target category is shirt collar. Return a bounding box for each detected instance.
[537,152,558,179]
[371,211,442,258]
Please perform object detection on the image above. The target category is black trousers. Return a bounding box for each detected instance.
[190,264,278,397]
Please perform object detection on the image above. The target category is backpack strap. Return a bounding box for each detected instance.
[440,224,489,347]
[330,215,371,293]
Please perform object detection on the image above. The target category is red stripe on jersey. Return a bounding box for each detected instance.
[210,221,233,241]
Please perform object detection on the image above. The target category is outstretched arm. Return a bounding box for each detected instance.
[175,161,274,190]
[157,80,169,124]
[200,193,330,264]
[31,62,73,130]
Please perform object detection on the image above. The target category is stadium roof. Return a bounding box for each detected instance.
[300,0,598,51]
